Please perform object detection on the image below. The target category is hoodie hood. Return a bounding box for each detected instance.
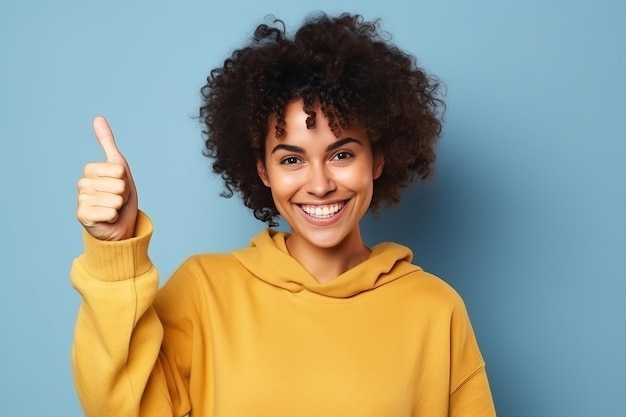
[232,229,421,299]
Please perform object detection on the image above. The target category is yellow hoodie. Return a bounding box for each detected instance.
[71,212,496,417]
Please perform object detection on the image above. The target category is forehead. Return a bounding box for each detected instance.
[283,101,312,129]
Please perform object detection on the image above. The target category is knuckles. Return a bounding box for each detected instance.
[76,177,91,192]
[76,176,128,195]
[77,190,126,209]
[76,159,135,240]
[109,194,125,210]
[76,205,119,227]
[107,163,127,178]
[83,161,127,179]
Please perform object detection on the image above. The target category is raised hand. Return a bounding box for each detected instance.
[76,116,138,241]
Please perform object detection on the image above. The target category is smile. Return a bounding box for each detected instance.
[300,202,346,219]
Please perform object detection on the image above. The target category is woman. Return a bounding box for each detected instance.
[71,13,496,417]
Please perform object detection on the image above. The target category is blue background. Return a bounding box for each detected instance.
[1,0,624,416]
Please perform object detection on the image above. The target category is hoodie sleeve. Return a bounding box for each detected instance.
[448,295,497,417]
[70,212,190,417]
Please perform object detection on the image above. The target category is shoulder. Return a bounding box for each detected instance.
[169,252,248,287]
[157,229,283,298]
[368,240,467,309]
[154,252,249,316]
[400,268,466,310]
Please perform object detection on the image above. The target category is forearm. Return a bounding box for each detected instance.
[70,213,174,417]
[71,271,164,416]
[449,367,497,417]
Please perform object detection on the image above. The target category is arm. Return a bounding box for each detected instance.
[448,295,497,417]
[71,117,189,417]
[71,213,179,417]
[449,367,496,417]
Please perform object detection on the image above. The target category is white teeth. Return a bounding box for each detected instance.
[301,202,344,219]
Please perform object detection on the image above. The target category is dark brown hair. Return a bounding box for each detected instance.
[200,12,445,226]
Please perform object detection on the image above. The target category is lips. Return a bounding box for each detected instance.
[300,202,346,219]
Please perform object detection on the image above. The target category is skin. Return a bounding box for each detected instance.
[76,116,137,241]
[257,101,384,283]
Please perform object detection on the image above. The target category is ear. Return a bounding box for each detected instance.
[372,150,385,180]
[257,159,271,187]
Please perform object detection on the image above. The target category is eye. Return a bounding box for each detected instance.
[280,156,302,165]
[332,151,354,162]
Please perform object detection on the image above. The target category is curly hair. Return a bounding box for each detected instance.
[200,12,445,227]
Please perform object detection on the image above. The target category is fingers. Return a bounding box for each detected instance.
[79,164,129,195]
[76,174,129,228]
[77,161,131,227]
[83,161,127,181]
[77,195,124,225]
[92,115,125,165]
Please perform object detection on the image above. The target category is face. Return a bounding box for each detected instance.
[257,100,384,253]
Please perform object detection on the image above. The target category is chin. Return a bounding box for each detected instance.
[301,229,352,250]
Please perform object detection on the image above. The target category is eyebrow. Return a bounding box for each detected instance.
[270,137,362,154]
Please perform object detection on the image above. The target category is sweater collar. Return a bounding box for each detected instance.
[232,229,420,298]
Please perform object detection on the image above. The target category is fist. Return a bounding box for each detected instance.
[76,116,138,241]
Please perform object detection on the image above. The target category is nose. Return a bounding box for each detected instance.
[305,163,336,197]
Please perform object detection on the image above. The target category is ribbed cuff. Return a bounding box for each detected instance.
[80,211,154,282]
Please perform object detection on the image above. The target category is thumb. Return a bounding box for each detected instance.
[92,115,126,164]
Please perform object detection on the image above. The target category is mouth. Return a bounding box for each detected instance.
[300,201,346,219]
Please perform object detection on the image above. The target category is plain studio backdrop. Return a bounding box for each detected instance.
[0,1,624,416]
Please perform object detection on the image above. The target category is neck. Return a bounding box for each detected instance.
[285,230,371,284]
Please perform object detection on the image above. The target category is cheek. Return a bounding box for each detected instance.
[268,171,301,190]
[265,170,302,202]
[336,164,375,192]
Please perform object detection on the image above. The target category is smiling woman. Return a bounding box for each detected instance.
[70,12,496,417]
[257,101,385,282]
[201,13,444,228]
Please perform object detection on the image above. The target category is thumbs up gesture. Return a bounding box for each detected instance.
[77,116,138,241]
